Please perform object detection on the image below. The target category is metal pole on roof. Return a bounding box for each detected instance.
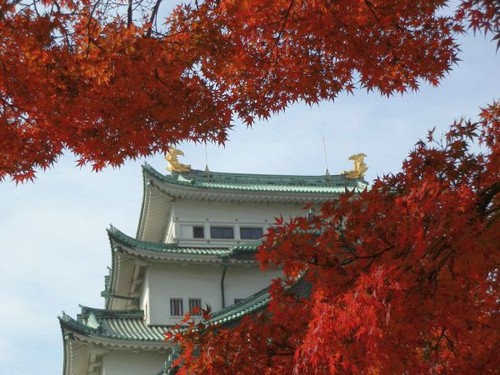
[322,135,330,175]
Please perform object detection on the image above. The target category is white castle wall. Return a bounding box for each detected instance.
[166,199,306,246]
[141,198,307,325]
[224,265,281,305]
[144,262,280,326]
[101,351,166,375]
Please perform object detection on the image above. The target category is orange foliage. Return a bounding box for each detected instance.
[1,0,497,181]
[169,103,499,374]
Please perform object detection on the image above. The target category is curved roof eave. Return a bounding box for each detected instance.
[109,226,234,261]
[136,166,152,241]
[59,309,171,348]
[137,170,174,242]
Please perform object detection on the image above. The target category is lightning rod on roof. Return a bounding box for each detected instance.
[204,143,211,180]
[322,135,331,175]
[204,143,209,170]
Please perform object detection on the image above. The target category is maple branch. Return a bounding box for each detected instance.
[364,0,381,23]
[0,95,27,119]
[364,0,404,32]
[32,0,41,17]
[1,0,23,19]
[264,0,296,82]
[477,181,499,221]
[270,350,295,357]
[127,0,133,26]
[154,68,170,88]
[274,0,295,50]
[146,0,163,37]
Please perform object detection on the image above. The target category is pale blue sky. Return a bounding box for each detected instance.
[0,30,498,374]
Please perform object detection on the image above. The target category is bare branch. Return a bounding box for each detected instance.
[147,0,163,37]
[127,0,133,26]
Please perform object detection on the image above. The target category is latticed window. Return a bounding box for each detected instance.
[192,226,204,239]
[170,298,183,316]
[240,227,264,239]
[210,226,234,239]
[189,298,202,315]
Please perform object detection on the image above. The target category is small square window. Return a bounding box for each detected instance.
[234,298,244,304]
[193,226,205,239]
[240,227,264,239]
[189,298,202,315]
[210,226,234,239]
[170,298,183,316]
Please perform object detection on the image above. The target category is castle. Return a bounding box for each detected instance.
[59,157,367,375]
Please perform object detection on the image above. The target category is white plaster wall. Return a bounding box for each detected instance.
[146,263,223,325]
[142,199,305,325]
[101,351,167,375]
[140,276,151,325]
[164,209,176,243]
[144,262,281,325]
[224,265,282,306]
[169,200,306,246]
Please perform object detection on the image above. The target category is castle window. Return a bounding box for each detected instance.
[210,226,234,239]
[192,226,205,239]
[170,298,183,316]
[189,298,202,315]
[240,227,264,240]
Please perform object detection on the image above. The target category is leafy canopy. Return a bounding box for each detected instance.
[1,0,498,181]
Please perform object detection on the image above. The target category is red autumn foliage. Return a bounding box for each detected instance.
[168,102,499,374]
[1,0,498,181]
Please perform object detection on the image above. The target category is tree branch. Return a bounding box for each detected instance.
[477,181,499,220]
[127,0,133,27]
[147,0,163,37]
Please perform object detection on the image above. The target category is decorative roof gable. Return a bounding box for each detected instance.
[60,306,168,343]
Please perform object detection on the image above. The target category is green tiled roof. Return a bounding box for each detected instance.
[61,283,270,344]
[109,225,263,260]
[209,287,270,326]
[144,164,367,194]
[231,240,262,252]
[60,306,168,342]
[109,225,233,257]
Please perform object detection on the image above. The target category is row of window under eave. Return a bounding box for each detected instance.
[193,226,263,240]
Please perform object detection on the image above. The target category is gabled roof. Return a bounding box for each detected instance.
[59,306,171,375]
[60,306,168,343]
[137,164,367,241]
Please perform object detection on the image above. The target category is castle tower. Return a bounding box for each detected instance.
[59,164,367,375]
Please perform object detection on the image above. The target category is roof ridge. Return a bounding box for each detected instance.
[143,164,367,189]
[144,163,338,179]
